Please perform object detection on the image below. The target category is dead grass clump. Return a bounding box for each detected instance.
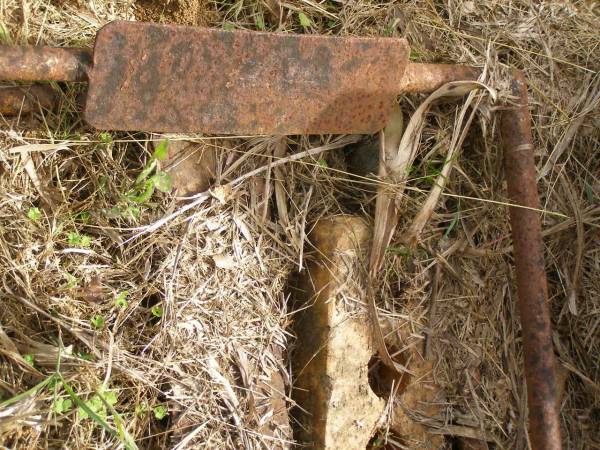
[0,0,599,449]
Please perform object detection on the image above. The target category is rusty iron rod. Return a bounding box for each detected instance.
[502,69,562,450]
[0,85,56,115]
[0,46,91,82]
[399,63,480,93]
[0,47,479,95]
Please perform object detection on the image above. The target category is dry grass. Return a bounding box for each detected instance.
[0,0,599,449]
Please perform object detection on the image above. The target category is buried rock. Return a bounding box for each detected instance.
[292,216,385,449]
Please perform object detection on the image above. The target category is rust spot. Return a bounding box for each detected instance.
[84,21,409,134]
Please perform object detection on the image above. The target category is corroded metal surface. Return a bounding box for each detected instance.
[399,63,480,93]
[0,85,56,115]
[84,21,409,134]
[0,46,90,82]
[502,70,562,450]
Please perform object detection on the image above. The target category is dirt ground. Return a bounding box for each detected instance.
[0,0,598,449]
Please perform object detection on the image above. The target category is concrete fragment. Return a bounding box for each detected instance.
[293,215,385,449]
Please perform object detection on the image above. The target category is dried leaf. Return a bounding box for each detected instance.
[210,185,233,204]
[212,253,236,269]
[405,81,496,244]
[369,81,495,374]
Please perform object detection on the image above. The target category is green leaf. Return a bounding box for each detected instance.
[0,23,12,44]
[99,132,113,144]
[23,354,35,366]
[444,210,460,238]
[585,182,594,204]
[151,305,163,318]
[153,404,168,420]
[127,179,155,204]
[76,211,91,223]
[77,388,118,420]
[135,159,157,185]
[64,273,78,289]
[150,171,173,193]
[153,139,169,161]
[90,315,105,329]
[135,403,148,417]
[127,205,141,218]
[27,207,42,222]
[255,14,266,31]
[410,49,421,59]
[100,389,118,407]
[78,395,104,419]
[53,397,73,414]
[67,232,92,248]
[80,235,92,248]
[299,11,311,28]
[76,351,94,361]
[61,378,137,450]
[115,291,129,308]
[317,158,328,168]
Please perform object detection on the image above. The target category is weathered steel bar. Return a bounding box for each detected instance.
[399,63,480,93]
[0,46,91,82]
[501,69,561,450]
[0,85,56,115]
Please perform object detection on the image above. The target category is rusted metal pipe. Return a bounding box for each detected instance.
[0,85,56,115]
[0,46,91,82]
[501,69,561,450]
[399,63,480,93]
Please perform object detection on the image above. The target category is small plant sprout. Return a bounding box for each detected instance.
[255,14,266,31]
[90,315,105,329]
[99,132,112,144]
[76,211,91,223]
[151,305,163,318]
[150,171,173,193]
[115,291,129,308]
[299,11,311,28]
[78,387,118,420]
[27,207,42,222]
[125,139,173,204]
[152,139,169,161]
[64,273,78,289]
[67,232,92,248]
[23,354,35,366]
[53,397,73,414]
[153,404,168,420]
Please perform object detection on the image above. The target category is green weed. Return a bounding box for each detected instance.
[299,12,311,28]
[115,291,129,308]
[27,207,42,222]
[125,139,173,204]
[151,305,163,318]
[153,404,168,420]
[90,315,105,329]
[67,231,92,248]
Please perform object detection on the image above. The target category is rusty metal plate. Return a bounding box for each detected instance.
[84,21,409,135]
